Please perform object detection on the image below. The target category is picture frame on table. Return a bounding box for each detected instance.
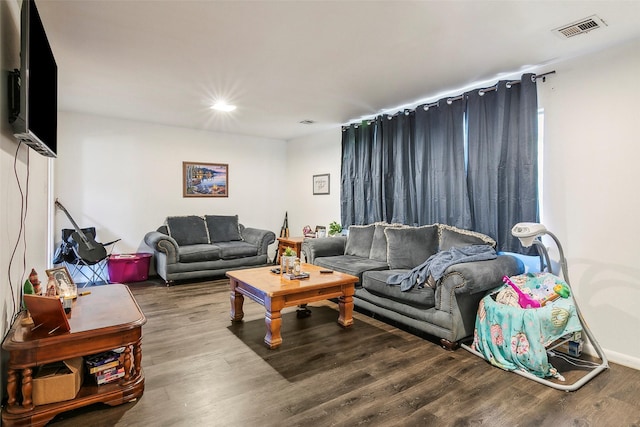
[313,174,330,195]
[45,266,75,296]
[183,162,229,197]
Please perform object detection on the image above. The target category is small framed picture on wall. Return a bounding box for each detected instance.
[313,174,330,195]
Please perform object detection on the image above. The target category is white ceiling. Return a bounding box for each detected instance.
[36,1,640,141]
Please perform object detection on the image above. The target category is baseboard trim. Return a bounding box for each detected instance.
[604,347,640,371]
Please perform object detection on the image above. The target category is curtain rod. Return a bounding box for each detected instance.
[345,71,556,127]
[418,71,555,111]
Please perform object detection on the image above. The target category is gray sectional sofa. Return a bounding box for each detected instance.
[144,215,275,285]
[302,223,523,349]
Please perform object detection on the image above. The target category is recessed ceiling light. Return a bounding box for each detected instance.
[211,101,237,112]
[299,120,315,125]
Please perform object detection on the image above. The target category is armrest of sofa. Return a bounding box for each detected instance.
[241,227,276,256]
[436,255,524,312]
[434,255,524,337]
[441,255,524,295]
[144,231,180,264]
[302,236,347,264]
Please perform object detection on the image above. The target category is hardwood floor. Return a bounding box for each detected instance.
[48,278,640,426]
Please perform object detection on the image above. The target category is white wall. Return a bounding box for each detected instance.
[285,128,342,239]
[1,0,52,399]
[55,113,288,265]
[537,38,640,369]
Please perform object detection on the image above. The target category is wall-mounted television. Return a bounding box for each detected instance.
[8,0,57,158]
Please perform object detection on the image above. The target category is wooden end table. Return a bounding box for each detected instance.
[1,284,146,427]
[276,236,305,263]
[227,264,357,349]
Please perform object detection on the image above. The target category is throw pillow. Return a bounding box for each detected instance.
[166,216,209,246]
[438,224,496,251]
[205,215,242,243]
[369,223,405,262]
[344,224,375,258]
[385,225,439,270]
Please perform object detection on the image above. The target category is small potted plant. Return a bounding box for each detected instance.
[281,247,297,273]
[328,221,343,236]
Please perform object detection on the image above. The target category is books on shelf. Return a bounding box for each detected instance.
[87,359,120,374]
[95,366,125,385]
[84,349,125,385]
[85,350,119,368]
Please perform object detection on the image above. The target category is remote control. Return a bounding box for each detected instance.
[320,270,333,274]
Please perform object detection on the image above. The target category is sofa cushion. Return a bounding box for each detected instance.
[216,241,258,259]
[178,244,221,263]
[344,224,375,258]
[205,215,242,243]
[438,224,496,251]
[314,255,388,282]
[384,225,438,270]
[166,216,209,246]
[369,224,389,262]
[369,223,406,262]
[362,270,435,309]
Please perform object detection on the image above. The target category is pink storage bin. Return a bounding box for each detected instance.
[108,253,152,283]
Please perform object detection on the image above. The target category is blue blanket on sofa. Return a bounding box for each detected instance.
[386,245,497,291]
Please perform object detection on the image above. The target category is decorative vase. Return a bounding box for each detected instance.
[281,256,296,274]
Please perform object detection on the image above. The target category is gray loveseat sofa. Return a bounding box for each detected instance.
[302,223,523,349]
[144,215,275,285]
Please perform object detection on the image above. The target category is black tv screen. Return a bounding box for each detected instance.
[11,0,57,158]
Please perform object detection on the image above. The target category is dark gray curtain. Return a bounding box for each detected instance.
[414,98,470,228]
[341,98,469,228]
[340,115,407,226]
[466,73,538,252]
[341,123,370,225]
[379,112,417,225]
[341,73,538,252]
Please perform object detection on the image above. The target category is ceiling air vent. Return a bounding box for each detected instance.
[553,15,606,39]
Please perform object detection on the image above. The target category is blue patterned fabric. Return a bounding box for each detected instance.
[471,273,582,378]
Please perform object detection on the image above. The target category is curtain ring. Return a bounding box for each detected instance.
[423,105,429,111]
[446,98,453,105]
[478,90,485,96]
[506,83,512,89]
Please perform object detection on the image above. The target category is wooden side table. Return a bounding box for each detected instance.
[1,284,146,427]
[276,236,306,263]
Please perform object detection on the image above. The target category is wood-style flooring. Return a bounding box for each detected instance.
[48,278,640,426]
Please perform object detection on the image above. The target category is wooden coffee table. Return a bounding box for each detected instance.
[1,284,146,427]
[227,264,357,349]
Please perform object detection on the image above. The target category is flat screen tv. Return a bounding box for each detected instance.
[9,0,57,158]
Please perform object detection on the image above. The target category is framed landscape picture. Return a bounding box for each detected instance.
[313,173,330,195]
[183,162,228,197]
